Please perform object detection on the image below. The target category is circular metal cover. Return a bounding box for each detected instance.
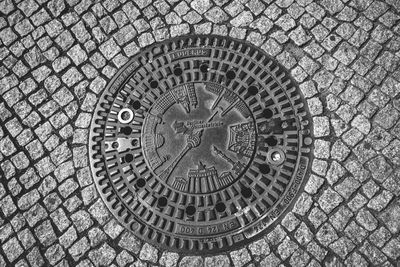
[89,35,313,254]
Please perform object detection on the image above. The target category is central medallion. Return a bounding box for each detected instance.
[142,82,256,193]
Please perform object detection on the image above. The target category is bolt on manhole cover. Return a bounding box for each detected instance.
[89,35,313,254]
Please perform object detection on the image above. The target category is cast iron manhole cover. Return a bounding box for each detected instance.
[89,35,313,254]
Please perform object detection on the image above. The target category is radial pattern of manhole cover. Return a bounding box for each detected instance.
[89,35,313,254]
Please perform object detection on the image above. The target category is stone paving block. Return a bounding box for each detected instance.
[278,237,298,260]
[180,256,203,267]
[360,241,387,265]
[59,226,77,249]
[17,228,36,250]
[3,237,23,263]
[316,223,338,247]
[50,208,70,232]
[116,250,137,266]
[159,251,179,267]
[118,231,141,254]
[88,227,107,247]
[68,237,90,261]
[45,243,65,265]
[318,187,344,214]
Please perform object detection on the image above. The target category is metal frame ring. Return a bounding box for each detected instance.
[118,108,134,124]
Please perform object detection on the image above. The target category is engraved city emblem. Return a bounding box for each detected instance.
[142,82,255,190]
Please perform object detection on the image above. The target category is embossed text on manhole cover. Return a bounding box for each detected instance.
[89,35,313,254]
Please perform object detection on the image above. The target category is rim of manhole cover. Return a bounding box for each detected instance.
[89,35,314,255]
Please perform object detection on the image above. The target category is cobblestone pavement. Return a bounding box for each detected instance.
[1,0,400,266]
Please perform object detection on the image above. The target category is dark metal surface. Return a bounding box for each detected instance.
[89,35,313,254]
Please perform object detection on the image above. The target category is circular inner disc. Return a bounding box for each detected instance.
[89,35,313,254]
[142,82,256,193]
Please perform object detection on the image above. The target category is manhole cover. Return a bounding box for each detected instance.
[89,35,313,254]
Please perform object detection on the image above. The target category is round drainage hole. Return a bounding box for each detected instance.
[150,80,158,88]
[241,187,252,198]
[215,202,226,213]
[185,205,196,216]
[132,100,141,110]
[259,164,270,174]
[266,136,278,146]
[226,70,236,80]
[200,64,209,73]
[136,178,146,188]
[157,197,168,208]
[248,85,258,95]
